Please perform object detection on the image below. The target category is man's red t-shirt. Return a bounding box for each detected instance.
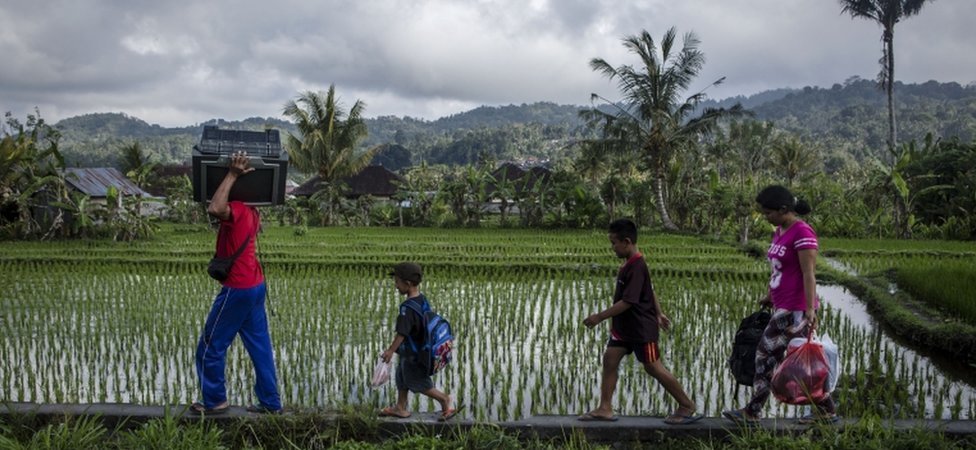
[214,201,264,288]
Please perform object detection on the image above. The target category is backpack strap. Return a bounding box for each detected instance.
[402,297,431,353]
[403,298,430,317]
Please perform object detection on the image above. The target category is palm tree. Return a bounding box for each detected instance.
[584,28,746,230]
[282,85,377,184]
[119,142,148,176]
[771,136,820,187]
[839,0,933,155]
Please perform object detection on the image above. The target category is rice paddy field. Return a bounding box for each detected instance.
[821,238,976,325]
[1,226,974,421]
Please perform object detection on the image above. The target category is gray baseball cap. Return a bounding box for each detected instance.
[389,262,422,283]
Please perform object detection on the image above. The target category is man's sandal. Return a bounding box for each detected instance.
[190,401,229,415]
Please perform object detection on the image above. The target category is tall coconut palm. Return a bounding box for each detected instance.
[283,85,377,184]
[119,142,148,177]
[583,27,746,230]
[772,136,821,187]
[839,0,933,155]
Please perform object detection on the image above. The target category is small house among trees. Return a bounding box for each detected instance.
[292,165,405,200]
[64,168,150,200]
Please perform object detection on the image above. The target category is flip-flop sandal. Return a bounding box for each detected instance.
[438,404,465,422]
[246,404,283,414]
[378,406,411,419]
[721,409,758,425]
[577,412,619,422]
[190,401,229,415]
[664,413,703,425]
[798,413,840,425]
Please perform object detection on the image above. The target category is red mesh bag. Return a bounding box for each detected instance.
[770,334,830,404]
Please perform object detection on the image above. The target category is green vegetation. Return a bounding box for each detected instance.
[581,27,747,230]
[840,0,935,155]
[894,260,976,325]
[47,81,976,170]
[1,413,972,449]
[820,237,976,361]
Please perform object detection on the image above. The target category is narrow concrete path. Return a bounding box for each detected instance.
[3,403,975,444]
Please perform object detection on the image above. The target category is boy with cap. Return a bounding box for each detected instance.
[379,262,457,421]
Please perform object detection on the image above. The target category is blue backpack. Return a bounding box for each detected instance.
[403,298,454,375]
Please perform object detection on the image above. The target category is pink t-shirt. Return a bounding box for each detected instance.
[766,220,819,311]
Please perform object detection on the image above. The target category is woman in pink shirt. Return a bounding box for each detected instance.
[723,185,838,425]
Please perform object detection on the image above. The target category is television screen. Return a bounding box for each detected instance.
[192,153,288,205]
[203,164,277,204]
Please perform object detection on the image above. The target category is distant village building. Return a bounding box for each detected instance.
[292,165,405,201]
[64,168,151,200]
[62,167,158,217]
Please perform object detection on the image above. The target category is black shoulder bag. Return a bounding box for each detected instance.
[207,233,252,282]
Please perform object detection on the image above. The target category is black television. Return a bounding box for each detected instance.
[191,126,289,206]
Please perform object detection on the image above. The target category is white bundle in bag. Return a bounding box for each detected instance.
[820,334,839,392]
[371,358,391,388]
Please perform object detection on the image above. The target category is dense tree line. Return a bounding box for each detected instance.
[49,78,976,176]
[12,2,976,242]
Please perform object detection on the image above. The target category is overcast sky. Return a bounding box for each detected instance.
[2,0,974,128]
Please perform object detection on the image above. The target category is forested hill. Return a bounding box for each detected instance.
[51,79,976,169]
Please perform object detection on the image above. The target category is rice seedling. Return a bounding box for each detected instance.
[0,226,972,422]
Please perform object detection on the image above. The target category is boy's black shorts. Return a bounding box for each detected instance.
[607,337,661,364]
[396,355,434,393]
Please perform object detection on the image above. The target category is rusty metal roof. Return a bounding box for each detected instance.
[63,168,151,197]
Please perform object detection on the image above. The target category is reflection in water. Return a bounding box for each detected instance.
[819,284,976,417]
[3,273,974,421]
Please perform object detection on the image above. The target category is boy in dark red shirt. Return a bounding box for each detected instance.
[580,219,700,424]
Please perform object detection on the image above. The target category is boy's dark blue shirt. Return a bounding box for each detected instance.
[396,294,427,355]
[611,254,659,343]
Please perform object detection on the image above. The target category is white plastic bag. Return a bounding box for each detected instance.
[371,358,391,388]
[820,334,839,392]
[788,333,840,393]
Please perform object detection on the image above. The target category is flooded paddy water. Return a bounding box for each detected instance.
[1,227,973,421]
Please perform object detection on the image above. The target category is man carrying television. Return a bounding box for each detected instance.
[192,151,282,415]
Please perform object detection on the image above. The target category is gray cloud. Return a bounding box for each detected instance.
[1,0,973,127]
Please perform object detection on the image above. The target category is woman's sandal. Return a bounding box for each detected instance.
[798,413,840,425]
[721,409,759,425]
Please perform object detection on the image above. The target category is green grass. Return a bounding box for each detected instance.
[1,414,972,449]
[895,260,976,325]
[820,236,976,326]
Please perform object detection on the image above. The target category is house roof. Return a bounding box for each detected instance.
[63,168,151,198]
[292,165,405,198]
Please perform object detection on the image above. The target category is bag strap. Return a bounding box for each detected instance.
[403,298,431,318]
[219,232,252,261]
[403,298,431,353]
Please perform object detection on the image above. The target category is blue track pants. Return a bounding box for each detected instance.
[195,282,281,410]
